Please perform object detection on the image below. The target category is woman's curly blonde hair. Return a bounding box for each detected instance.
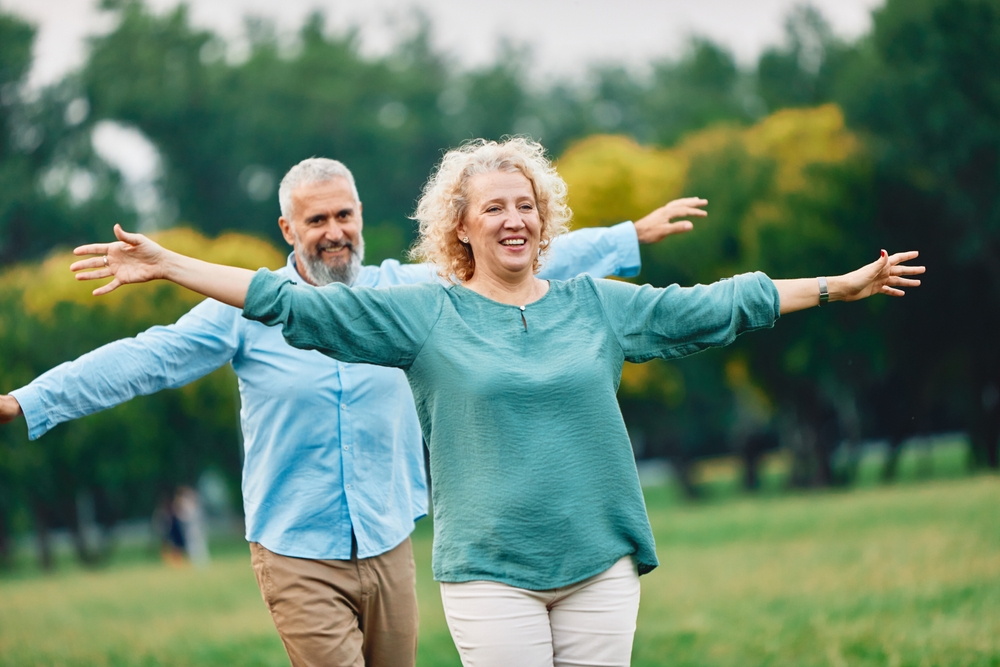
[409,137,572,282]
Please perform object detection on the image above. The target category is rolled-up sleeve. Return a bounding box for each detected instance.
[591,272,780,363]
[243,269,441,369]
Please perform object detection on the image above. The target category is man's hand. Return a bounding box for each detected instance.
[633,197,707,244]
[0,395,23,425]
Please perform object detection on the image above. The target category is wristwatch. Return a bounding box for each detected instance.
[818,277,829,307]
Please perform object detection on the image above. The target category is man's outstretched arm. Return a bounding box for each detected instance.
[540,197,707,280]
[1,298,242,440]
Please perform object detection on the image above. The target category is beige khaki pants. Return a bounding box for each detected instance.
[249,538,418,667]
[440,556,641,667]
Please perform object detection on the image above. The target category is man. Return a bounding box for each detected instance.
[0,157,704,666]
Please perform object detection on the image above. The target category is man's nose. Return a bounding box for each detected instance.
[322,222,346,240]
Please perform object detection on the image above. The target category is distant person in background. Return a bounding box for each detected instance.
[0,156,701,667]
[174,486,210,568]
[66,137,924,667]
[153,492,186,567]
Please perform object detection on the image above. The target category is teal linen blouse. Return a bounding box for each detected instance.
[244,271,781,590]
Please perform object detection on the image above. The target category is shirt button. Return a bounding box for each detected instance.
[345,484,352,490]
[343,445,350,451]
[341,404,348,411]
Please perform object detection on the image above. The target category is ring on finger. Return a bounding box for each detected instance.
[103,255,109,267]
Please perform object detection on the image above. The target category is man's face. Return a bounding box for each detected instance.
[278,177,364,286]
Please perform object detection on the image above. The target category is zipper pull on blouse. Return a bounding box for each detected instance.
[519,305,527,332]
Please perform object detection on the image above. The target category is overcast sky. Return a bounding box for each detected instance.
[7,0,885,87]
[2,0,885,191]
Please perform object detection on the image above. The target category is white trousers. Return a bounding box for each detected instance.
[440,557,641,667]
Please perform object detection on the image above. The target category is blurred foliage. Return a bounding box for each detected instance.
[0,229,282,565]
[0,0,999,567]
[561,106,877,486]
[832,0,1000,470]
[0,7,135,267]
[69,1,766,260]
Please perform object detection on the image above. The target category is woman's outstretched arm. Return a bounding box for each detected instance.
[774,249,924,315]
[71,225,255,308]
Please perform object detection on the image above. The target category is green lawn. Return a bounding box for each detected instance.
[1,475,997,666]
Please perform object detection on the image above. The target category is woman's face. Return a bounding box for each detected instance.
[457,170,541,283]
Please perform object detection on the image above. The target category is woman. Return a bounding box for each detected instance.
[72,138,923,667]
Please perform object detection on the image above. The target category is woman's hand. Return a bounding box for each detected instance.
[775,250,924,314]
[633,197,708,244]
[71,224,170,296]
[831,250,924,302]
[73,224,255,307]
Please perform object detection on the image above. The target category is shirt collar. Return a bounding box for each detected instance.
[285,252,310,284]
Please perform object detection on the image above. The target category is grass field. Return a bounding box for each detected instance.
[1,473,997,666]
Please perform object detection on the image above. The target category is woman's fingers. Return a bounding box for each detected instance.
[75,268,114,281]
[92,278,121,297]
[889,276,921,288]
[893,264,926,276]
[113,224,143,245]
[70,256,111,272]
[73,243,112,257]
[888,250,919,264]
[880,285,906,297]
[73,225,141,258]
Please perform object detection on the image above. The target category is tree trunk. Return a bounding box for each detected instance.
[669,454,700,500]
[970,379,1000,470]
[0,508,10,569]
[881,438,904,482]
[742,446,761,492]
[984,382,1000,470]
[740,433,774,492]
[813,429,835,487]
[31,502,54,571]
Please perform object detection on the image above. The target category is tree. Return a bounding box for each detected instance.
[836,0,1000,469]
[0,228,283,568]
[82,2,463,261]
[559,105,880,488]
[0,8,135,268]
[757,5,852,113]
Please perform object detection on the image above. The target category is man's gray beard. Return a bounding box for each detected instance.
[296,236,365,286]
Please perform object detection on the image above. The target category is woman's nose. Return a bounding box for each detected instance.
[503,207,525,228]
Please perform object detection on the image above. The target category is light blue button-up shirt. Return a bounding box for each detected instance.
[11,222,641,560]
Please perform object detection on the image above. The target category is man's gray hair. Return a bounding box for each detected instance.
[278,158,360,219]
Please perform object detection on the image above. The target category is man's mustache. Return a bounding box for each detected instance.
[315,240,355,253]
